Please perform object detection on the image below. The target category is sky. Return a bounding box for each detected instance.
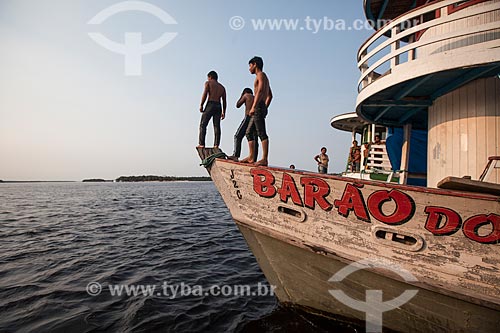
[0,0,374,181]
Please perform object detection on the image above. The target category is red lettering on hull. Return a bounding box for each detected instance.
[300,177,333,211]
[333,184,370,222]
[367,190,415,225]
[424,207,462,236]
[248,169,499,244]
[278,173,303,206]
[463,214,500,244]
[251,169,276,198]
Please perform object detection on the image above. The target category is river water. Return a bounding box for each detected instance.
[0,182,361,332]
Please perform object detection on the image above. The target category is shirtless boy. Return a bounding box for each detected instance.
[241,56,273,166]
[228,88,258,162]
[198,71,227,148]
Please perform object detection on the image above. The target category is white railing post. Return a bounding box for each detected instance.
[390,26,401,69]
[360,49,369,88]
[408,34,416,61]
[399,124,412,185]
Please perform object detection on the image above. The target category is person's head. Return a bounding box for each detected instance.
[321,147,327,154]
[352,140,358,146]
[374,135,380,142]
[207,71,218,81]
[242,87,253,96]
[248,56,263,74]
[289,164,295,169]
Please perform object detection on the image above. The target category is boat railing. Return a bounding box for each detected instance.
[345,143,393,173]
[479,156,500,182]
[364,143,392,171]
[357,0,500,92]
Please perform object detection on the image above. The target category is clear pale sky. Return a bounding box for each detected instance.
[0,0,373,181]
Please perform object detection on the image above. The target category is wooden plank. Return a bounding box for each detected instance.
[496,74,500,183]
[459,82,469,179]
[446,93,454,178]
[438,95,445,182]
[437,176,500,195]
[452,86,461,178]
[476,78,487,179]
[496,74,500,185]
[400,124,412,185]
[485,77,497,183]
[467,80,477,179]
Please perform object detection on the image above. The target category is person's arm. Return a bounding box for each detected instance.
[314,154,320,164]
[249,75,262,116]
[236,93,246,108]
[200,81,209,112]
[265,86,273,108]
[221,87,227,120]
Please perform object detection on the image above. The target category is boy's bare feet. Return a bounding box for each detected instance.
[227,155,239,162]
[254,159,268,166]
[240,156,252,163]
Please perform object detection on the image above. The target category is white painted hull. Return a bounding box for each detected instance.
[206,157,500,332]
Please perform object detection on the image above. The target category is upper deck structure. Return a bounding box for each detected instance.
[356,0,500,187]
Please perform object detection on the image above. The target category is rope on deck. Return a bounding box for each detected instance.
[200,152,227,168]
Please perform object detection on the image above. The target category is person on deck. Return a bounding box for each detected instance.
[348,140,360,171]
[240,56,273,166]
[227,88,258,162]
[373,135,384,164]
[352,148,361,172]
[314,147,329,174]
[198,71,227,148]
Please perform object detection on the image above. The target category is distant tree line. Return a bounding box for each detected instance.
[115,175,211,182]
[82,179,110,182]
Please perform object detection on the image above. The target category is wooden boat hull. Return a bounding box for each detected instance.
[203,155,500,332]
[237,223,499,332]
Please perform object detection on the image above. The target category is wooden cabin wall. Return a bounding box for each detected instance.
[428,76,500,187]
[418,0,500,58]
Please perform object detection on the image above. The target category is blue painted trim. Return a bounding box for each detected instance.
[374,106,392,122]
[365,0,375,23]
[377,0,389,20]
[394,74,434,100]
[398,107,424,123]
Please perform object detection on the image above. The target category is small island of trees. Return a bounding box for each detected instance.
[82,179,111,182]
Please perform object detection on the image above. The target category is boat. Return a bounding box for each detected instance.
[197,0,500,331]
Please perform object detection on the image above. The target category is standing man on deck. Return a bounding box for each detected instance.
[314,147,329,174]
[198,71,227,148]
[241,56,273,166]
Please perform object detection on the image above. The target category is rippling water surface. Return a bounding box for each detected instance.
[0,182,360,332]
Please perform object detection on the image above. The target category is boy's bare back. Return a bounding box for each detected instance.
[206,80,226,102]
